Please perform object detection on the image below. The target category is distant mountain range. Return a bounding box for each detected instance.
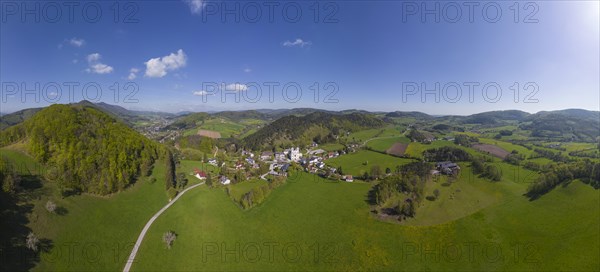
[2,101,598,142]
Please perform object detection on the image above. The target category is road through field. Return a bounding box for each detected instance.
[122,182,204,272]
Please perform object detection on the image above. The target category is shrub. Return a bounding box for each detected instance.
[45,200,57,213]
[167,187,178,200]
[162,231,177,249]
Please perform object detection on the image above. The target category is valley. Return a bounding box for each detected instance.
[0,103,598,271]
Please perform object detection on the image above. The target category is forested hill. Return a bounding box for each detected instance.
[521,109,600,142]
[0,104,161,195]
[243,112,385,150]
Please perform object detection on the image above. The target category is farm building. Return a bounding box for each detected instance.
[194,169,207,180]
[436,161,460,175]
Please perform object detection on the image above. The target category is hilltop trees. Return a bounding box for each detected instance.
[454,134,479,146]
[243,112,385,150]
[0,105,160,196]
[423,146,471,162]
[526,160,600,199]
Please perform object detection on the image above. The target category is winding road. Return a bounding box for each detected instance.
[122,182,204,272]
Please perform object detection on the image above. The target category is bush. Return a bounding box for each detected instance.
[162,231,177,249]
[45,200,57,213]
[167,187,178,200]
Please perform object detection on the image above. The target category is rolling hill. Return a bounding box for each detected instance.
[243,112,386,150]
[0,104,161,195]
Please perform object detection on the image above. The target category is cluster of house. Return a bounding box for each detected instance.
[198,145,351,185]
[259,147,302,163]
[194,168,231,185]
[299,149,343,174]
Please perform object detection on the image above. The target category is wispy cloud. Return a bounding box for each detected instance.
[128,68,140,80]
[192,90,213,96]
[183,0,205,14]
[243,68,252,73]
[69,38,85,47]
[85,53,113,74]
[283,38,312,48]
[59,37,86,49]
[224,83,248,92]
[145,49,187,78]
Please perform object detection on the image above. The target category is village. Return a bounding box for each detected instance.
[191,140,461,186]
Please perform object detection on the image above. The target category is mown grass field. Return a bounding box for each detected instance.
[326,150,415,176]
[183,118,248,138]
[130,170,600,271]
[345,126,403,143]
[366,136,410,153]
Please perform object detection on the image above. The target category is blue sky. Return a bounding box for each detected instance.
[1,0,598,115]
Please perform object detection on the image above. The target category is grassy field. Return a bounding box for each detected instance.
[319,143,345,152]
[0,146,176,271]
[403,140,456,158]
[130,170,600,271]
[326,150,415,176]
[227,179,268,202]
[345,126,403,143]
[183,118,248,138]
[366,136,410,153]
[2,144,598,271]
[478,138,534,157]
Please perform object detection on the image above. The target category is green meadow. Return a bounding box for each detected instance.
[326,150,415,176]
[366,136,410,153]
[130,171,599,271]
[1,143,598,271]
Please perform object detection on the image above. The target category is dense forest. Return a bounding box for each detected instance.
[243,112,385,150]
[0,104,161,195]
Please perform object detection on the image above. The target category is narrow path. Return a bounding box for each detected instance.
[122,182,204,272]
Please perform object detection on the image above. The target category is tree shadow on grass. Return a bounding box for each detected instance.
[0,178,54,271]
[54,206,68,216]
[0,191,37,271]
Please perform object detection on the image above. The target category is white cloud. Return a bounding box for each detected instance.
[69,38,85,47]
[145,49,187,78]
[224,83,248,92]
[184,0,205,14]
[128,68,139,80]
[192,90,212,96]
[87,53,101,62]
[243,68,252,73]
[85,53,113,74]
[87,63,114,74]
[283,38,312,48]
